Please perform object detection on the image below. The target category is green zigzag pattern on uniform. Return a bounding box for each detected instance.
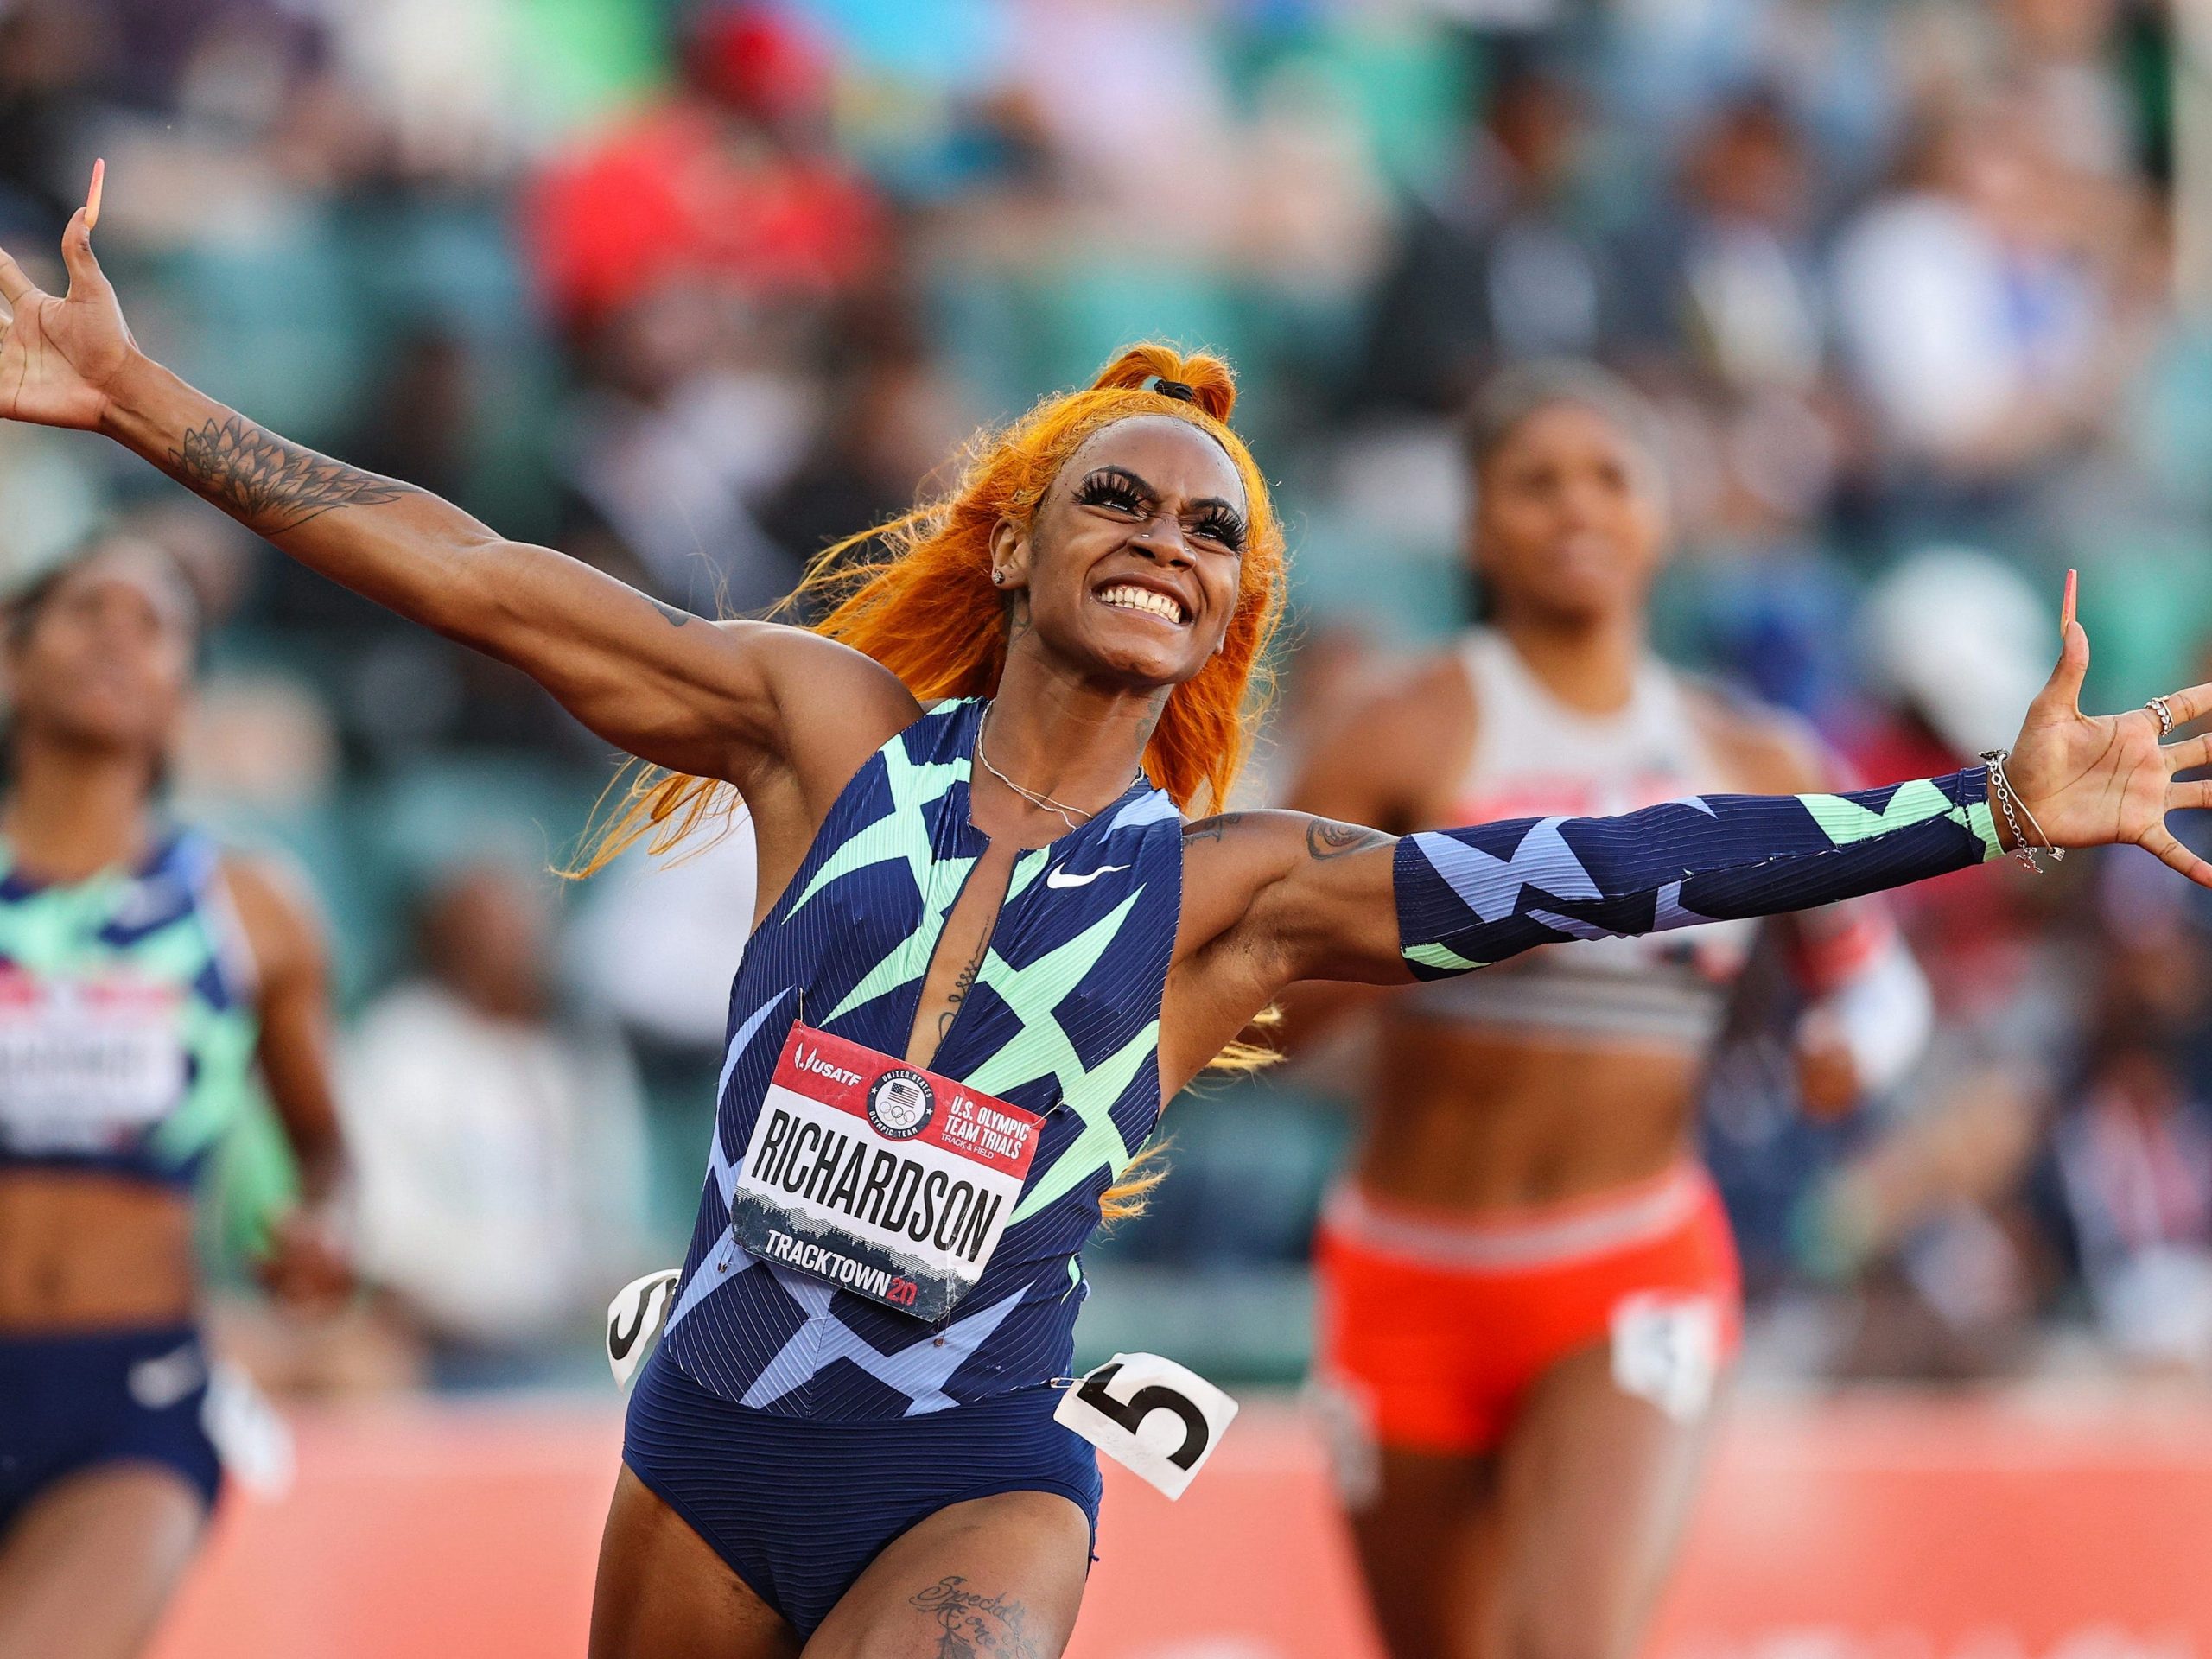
[0,859,259,1170]
[785,744,969,919]
[1799,779,1959,849]
[1405,940,1484,974]
[1798,778,2003,865]
[950,888,1158,1224]
[781,739,978,1025]
[1961,799,2004,862]
[823,839,1058,1027]
[1002,1021,1157,1223]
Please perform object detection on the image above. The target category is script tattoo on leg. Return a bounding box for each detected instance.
[167,416,416,532]
[1305,819,1393,861]
[909,1576,1044,1659]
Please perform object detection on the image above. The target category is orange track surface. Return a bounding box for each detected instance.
[149,1395,2212,1658]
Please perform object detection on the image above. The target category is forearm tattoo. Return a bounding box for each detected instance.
[167,416,415,532]
[910,1576,1043,1658]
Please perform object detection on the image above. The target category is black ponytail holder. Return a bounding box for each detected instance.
[1151,378,1197,404]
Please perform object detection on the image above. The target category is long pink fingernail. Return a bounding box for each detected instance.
[2062,568,2077,636]
[86,158,104,231]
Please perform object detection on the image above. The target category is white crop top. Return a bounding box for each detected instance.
[1397,630,1759,1052]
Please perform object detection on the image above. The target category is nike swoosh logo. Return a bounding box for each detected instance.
[128,1343,207,1410]
[1046,863,1129,889]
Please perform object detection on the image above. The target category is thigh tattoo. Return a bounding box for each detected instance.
[909,1575,1044,1658]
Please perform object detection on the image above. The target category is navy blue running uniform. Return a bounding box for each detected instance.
[625,700,2000,1635]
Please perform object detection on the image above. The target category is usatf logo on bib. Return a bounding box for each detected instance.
[728,1025,1046,1322]
[867,1069,933,1139]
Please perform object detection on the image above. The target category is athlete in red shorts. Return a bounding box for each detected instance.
[1287,364,1931,1659]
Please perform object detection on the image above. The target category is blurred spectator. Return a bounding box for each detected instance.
[343,862,652,1384]
[2054,1028,2212,1374]
[1611,91,1847,687]
[1352,55,1609,414]
[526,1,881,335]
[174,671,342,821]
[1597,0,1904,187]
[555,280,817,613]
[1001,0,1241,236]
[758,327,969,572]
[1719,550,2088,1376]
[525,3,891,612]
[569,814,760,1071]
[1998,0,2138,182]
[1854,546,2055,761]
[1614,92,1826,397]
[0,0,104,240]
[1830,90,2130,518]
[2049,887,2212,1374]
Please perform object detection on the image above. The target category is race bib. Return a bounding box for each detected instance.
[605,1268,681,1389]
[0,971,186,1154]
[202,1361,296,1499]
[1609,1292,1723,1422]
[728,1025,1046,1321]
[1054,1352,1238,1500]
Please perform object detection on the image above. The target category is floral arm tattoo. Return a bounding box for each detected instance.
[165,415,416,534]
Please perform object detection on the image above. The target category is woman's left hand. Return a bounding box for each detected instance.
[2005,578,2212,886]
[257,1204,354,1313]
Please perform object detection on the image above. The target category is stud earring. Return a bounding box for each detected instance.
[991,569,1007,587]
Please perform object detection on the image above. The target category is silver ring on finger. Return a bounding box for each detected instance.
[2148,696,2177,738]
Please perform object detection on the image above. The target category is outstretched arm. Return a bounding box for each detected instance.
[226,853,352,1310]
[0,171,900,785]
[1200,606,2212,1009]
[1388,767,2001,980]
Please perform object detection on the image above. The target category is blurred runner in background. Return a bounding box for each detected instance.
[1286,364,1932,1659]
[0,537,349,1659]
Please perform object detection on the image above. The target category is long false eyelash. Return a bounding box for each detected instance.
[1193,509,1247,553]
[1079,466,1245,551]
[1075,467,1148,513]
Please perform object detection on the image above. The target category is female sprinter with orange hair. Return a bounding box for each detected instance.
[1,175,2209,1657]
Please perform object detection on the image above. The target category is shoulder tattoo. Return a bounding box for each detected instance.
[1305,818,1393,861]
[1182,811,1247,846]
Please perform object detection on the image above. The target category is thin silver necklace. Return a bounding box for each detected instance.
[974,703,1139,833]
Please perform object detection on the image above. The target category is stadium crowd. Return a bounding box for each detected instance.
[0,0,2208,1389]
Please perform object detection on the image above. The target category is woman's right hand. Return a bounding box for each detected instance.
[0,164,141,433]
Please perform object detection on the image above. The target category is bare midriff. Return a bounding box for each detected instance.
[1351,1010,1703,1213]
[0,1169,198,1332]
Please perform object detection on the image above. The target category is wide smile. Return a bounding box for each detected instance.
[1094,582,1191,627]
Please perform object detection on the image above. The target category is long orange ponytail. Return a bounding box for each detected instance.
[574,345,1288,1215]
